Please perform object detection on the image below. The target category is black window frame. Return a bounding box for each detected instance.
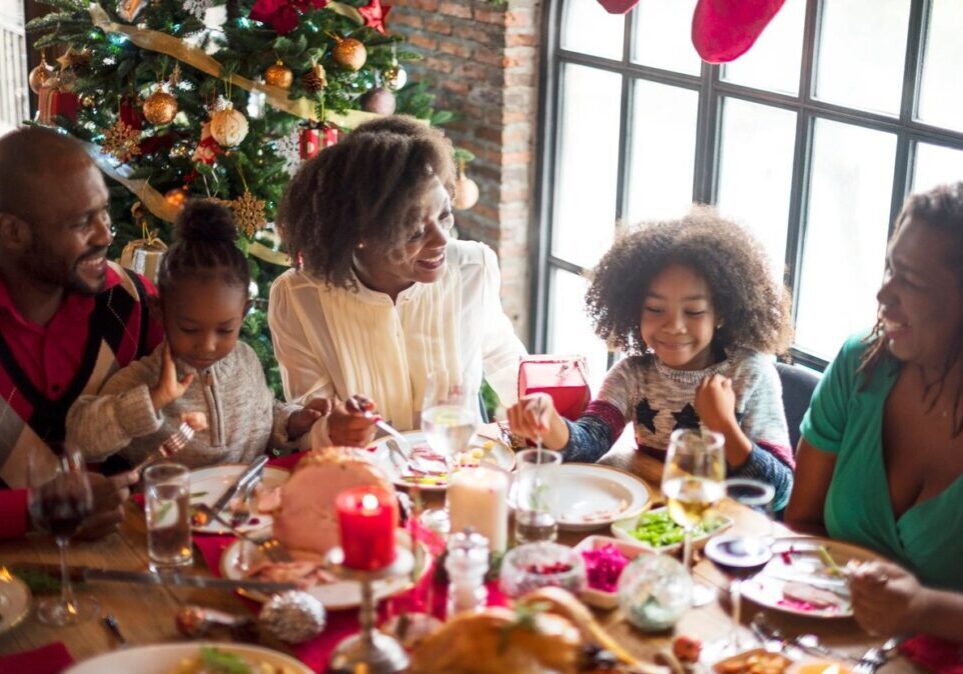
[532,0,963,371]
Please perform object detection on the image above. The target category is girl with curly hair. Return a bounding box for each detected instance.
[268,116,525,437]
[66,200,350,469]
[509,207,796,510]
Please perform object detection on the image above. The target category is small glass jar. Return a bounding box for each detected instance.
[617,554,693,631]
[445,530,489,617]
[499,542,586,598]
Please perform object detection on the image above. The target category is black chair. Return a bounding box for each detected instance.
[775,361,821,455]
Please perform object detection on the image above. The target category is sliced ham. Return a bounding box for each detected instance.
[782,581,844,609]
[272,448,396,556]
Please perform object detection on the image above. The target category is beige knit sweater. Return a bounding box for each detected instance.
[66,342,303,469]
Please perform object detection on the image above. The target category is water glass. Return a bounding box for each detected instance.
[145,463,192,570]
[512,448,561,544]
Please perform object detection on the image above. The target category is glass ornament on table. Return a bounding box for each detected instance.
[660,428,726,607]
[27,446,99,626]
[417,370,478,536]
[704,478,776,657]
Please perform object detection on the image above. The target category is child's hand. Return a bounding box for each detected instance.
[286,398,332,439]
[693,374,738,432]
[329,395,377,447]
[150,344,193,412]
[507,393,568,450]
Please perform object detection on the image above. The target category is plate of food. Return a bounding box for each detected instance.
[0,568,31,636]
[368,429,515,491]
[738,537,880,618]
[188,464,290,534]
[611,507,733,553]
[511,463,651,531]
[64,642,311,673]
[221,528,429,610]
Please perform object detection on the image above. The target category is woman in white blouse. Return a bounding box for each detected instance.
[269,116,526,441]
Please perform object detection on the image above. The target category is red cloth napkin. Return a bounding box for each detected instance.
[0,642,73,674]
[899,636,963,674]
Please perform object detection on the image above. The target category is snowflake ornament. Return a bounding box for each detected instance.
[275,128,302,177]
[182,0,213,20]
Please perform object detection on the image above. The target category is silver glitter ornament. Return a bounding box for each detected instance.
[259,590,326,644]
[382,64,408,92]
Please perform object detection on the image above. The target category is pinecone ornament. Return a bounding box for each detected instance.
[301,63,327,93]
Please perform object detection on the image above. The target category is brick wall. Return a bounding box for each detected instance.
[391,0,541,344]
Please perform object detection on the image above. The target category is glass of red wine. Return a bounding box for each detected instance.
[28,448,99,626]
[704,478,776,654]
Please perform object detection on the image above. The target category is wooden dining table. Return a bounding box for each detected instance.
[0,444,915,673]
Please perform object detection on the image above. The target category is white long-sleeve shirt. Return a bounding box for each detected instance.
[268,240,526,430]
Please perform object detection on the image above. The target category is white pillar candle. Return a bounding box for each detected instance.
[447,465,509,553]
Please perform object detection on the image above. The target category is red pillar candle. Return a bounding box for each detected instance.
[335,486,397,570]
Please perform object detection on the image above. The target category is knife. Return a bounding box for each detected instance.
[207,455,269,518]
[14,563,296,593]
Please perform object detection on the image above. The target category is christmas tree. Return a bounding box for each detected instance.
[25,0,457,395]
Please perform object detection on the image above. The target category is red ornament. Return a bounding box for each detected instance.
[299,128,320,160]
[38,88,79,124]
[692,0,786,63]
[250,0,327,34]
[358,0,391,34]
[335,486,397,571]
[322,125,339,148]
[120,98,143,130]
[596,0,638,14]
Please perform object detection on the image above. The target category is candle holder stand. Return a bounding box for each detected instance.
[325,546,415,674]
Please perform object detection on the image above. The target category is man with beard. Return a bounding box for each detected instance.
[0,127,162,539]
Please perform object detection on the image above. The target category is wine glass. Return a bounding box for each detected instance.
[418,370,478,535]
[661,428,726,607]
[27,448,100,626]
[706,479,776,655]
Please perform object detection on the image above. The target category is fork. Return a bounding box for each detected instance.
[853,636,905,674]
[375,420,441,474]
[229,474,262,528]
[195,504,292,563]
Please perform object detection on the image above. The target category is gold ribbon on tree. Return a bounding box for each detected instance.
[87,3,379,128]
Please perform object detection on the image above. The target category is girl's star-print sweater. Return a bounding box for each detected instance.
[561,348,795,512]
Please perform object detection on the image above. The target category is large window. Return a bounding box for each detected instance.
[535,0,963,382]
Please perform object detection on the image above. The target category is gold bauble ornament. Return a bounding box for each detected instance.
[301,63,327,93]
[29,55,55,94]
[264,60,293,89]
[142,90,178,125]
[453,173,480,210]
[164,187,188,210]
[81,94,96,108]
[209,104,249,147]
[332,37,367,71]
[170,143,190,159]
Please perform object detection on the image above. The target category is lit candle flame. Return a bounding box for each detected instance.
[361,493,380,511]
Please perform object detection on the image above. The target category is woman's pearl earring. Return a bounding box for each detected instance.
[356,242,365,250]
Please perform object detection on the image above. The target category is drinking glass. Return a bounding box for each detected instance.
[661,428,726,606]
[419,370,478,535]
[706,478,776,654]
[144,463,193,570]
[512,448,561,544]
[28,448,99,626]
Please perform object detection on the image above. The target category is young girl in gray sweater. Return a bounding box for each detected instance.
[508,208,796,511]
[67,201,366,469]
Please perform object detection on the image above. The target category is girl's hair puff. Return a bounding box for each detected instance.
[276,115,455,288]
[586,205,793,356]
[156,199,250,293]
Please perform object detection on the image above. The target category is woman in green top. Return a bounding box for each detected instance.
[786,182,963,640]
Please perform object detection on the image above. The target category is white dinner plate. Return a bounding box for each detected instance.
[65,641,312,673]
[514,463,651,532]
[739,536,882,619]
[0,570,31,636]
[189,464,289,534]
[221,528,429,610]
[368,429,515,492]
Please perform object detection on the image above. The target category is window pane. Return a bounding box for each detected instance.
[918,0,963,133]
[913,143,963,193]
[561,0,624,60]
[814,0,909,115]
[547,268,609,393]
[721,0,805,95]
[631,0,700,75]
[552,64,623,269]
[625,80,698,225]
[716,98,797,279]
[796,119,895,359]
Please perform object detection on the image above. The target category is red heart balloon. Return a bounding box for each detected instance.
[597,0,638,15]
[692,0,786,63]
